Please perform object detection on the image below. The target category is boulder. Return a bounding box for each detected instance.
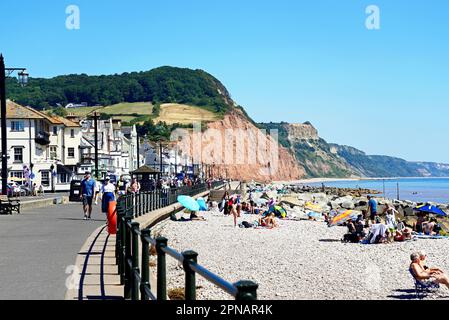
[341,201,355,210]
[310,193,329,202]
[334,195,353,205]
[297,193,313,202]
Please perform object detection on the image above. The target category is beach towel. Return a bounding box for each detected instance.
[367,224,388,244]
[414,234,449,240]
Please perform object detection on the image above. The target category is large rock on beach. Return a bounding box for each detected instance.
[341,201,355,210]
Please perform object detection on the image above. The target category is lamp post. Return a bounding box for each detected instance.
[0,54,28,195]
[92,112,99,180]
[50,163,55,193]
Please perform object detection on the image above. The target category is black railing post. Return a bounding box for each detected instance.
[156,237,168,300]
[119,215,126,285]
[140,228,151,300]
[123,217,132,299]
[147,191,150,213]
[151,191,155,211]
[235,281,258,300]
[182,250,198,301]
[131,222,140,300]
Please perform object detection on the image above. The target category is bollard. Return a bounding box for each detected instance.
[235,281,258,300]
[182,250,198,301]
[156,237,168,300]
[140,228,151,300]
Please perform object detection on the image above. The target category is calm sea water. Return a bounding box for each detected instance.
[305,178,449,204]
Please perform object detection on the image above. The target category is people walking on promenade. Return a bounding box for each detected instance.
[116,175,128,196]
[129,178,141,194]
[81,172,96,220]
[94,179,102,205]
[101,177,116,215]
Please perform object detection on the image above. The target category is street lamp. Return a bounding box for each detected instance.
[50,164,55,193]
[0,54,28,195]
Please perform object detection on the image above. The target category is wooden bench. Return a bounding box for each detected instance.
[0,196,20,215]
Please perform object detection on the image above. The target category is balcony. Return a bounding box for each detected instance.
[35,131,50,145]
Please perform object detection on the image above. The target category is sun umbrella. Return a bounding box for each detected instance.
[305,202,323,213]
[308,211,322,219]
[177,195,200,212]
[328,210,359,227]
[268,205,287,218]
[196,197,208,211]
[414,204,447,217]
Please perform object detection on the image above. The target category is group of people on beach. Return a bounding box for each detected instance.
[340,194,447,244]
[220,191,280,228]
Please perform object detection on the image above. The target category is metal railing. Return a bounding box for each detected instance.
[115,181,258,300]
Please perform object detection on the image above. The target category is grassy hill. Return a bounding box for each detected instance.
[155,103,221,125]
[6,66,234,114]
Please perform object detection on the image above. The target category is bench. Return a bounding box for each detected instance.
[0,196,21,215]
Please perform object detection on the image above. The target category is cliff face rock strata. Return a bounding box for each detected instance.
[287,122,319,141]
[175,110,305,182]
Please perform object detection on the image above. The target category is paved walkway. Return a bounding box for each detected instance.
[65,225,123,300]
[0,202,106,300]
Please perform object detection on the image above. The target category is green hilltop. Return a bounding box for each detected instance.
[6,66,234,114]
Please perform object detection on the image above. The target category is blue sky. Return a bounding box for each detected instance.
[1,0,448,162]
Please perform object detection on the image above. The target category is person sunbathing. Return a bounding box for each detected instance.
[410,252,449,289]
[422,220,436,236]
[258,213,278,228]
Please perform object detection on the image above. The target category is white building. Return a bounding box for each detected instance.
[0,100,82,191]
[79,118,142,179]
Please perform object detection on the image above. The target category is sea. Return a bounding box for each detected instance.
[305,178,449,205]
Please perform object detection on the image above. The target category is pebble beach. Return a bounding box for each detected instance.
[153,210,449,300]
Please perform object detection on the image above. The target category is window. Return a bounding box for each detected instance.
[70,129,75,138]
[49,146,57,160]
[41,171,50,187]
[13,148,23,163]
[53,126,58,136]
[59,173,69,184]
[10,171,24,185]
[68,148,75,158]
[11,121,25,132]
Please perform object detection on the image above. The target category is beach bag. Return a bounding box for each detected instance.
[242,221,253,228]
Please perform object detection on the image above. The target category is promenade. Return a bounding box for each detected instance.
[0,202,105,300]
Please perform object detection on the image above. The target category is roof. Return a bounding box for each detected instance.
[6,100,45,119]
[6,100,62,124]
[121,126,132,136]
[50,115,81,128]
[131,165,161,174]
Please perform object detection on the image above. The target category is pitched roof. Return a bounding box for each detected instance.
[6,100,62,124]
[6,100,45,119]
[131,165,161,174]
[50,115,80,127]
